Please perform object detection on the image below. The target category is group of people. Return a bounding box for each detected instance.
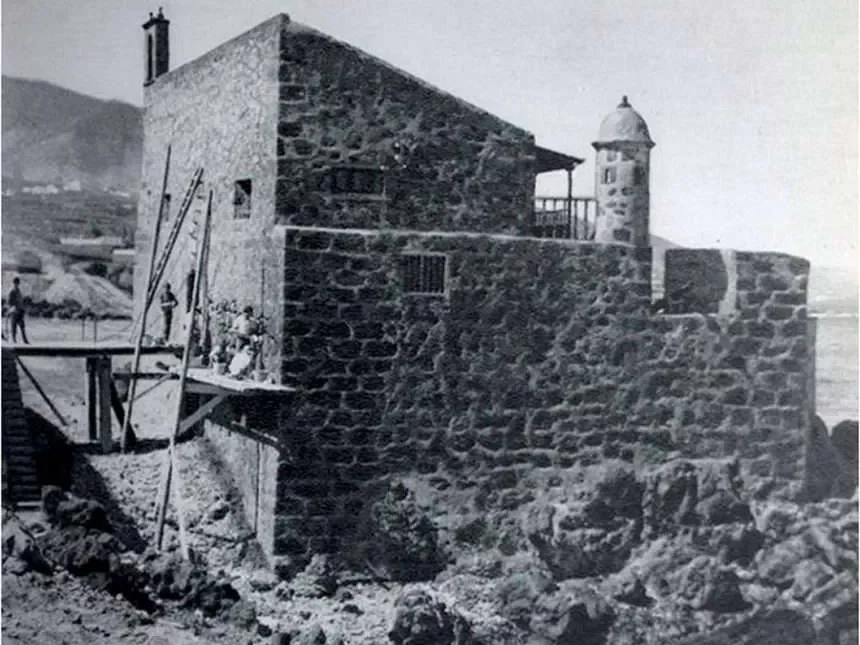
[160,283,263,377]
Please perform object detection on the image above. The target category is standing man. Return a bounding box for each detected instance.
[160,283,178,342]
[7,277,30,344]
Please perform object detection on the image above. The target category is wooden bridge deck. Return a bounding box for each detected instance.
[2,342,183,358]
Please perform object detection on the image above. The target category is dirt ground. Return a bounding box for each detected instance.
[4,319,410,644]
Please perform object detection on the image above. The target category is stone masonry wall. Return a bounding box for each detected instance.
[274,19,537,234]
[136,15,285,373]
[274,228,653,561]
[271,229,812,563]
[137,16,290,563]
[641,250,811,484]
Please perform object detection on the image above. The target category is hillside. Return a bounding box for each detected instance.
[1,76,142,192]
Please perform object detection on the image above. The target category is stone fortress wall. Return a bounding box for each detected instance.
[262,228,811,565]
[135,13,815,568]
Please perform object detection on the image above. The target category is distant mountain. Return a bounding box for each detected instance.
[2,76,142,192]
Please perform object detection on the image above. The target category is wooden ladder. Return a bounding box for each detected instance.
[120,160,204,452]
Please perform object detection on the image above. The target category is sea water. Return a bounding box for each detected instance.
[815,314,859,427]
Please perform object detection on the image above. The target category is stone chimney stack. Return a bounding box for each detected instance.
[143,8,170,86]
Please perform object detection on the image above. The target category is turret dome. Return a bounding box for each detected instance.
[595,96,654,147]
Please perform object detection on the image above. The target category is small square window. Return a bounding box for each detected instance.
[605,150,617,162]
[281,83,307,102]
[621,150,636,162]
[234,179,252,219]
[401,254,447,295]
[602,167,617,184]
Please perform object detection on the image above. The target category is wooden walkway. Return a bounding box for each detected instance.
[4,341,183,358]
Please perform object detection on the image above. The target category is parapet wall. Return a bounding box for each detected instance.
[264,229,812,564]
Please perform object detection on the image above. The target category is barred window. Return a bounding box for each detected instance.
[401,254,447,294]
[234,179,252,219]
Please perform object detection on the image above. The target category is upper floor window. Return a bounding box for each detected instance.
[605,150,618,162]
[329,167,384,195]
[633,166,646,185]
[234,179,252,219]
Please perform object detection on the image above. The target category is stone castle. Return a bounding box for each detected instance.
[134,12,815,569]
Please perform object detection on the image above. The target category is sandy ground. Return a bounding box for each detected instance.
[5,319,412,644]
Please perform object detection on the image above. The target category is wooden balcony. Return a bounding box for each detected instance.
[531,196,597,241]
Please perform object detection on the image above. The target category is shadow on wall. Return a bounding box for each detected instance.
[26,407,148,553]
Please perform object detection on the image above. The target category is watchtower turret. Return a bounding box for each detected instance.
[592,96,654,247]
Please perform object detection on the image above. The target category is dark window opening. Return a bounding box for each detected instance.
[281,84,307,102]
[622,150,636,162]
[329,167,384,195]
[185,270,196,312]
[401,254,447,295]
[280,121,303,137]
[602,167,617,184]
[633,166,646,185]
[234,179,252,219]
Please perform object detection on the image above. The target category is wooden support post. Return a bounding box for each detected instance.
[86,357,98,442]
[97,357,112,453]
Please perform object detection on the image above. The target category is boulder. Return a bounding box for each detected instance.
[670,608,817,645]
[290,555,338,598]
[388,589,473,645]
[612,577,652,607]
[642,458,752,539]
[529,583,615,645]
[526,465,643,580]
[496,570,559,628]
[41,485,67,520]
[804,415,855,501]
[670,556,749,613]
[53,496,111,532]
[360,482,445,582]
[38,525,122,576]
[831,420,859,492]
[2,515,52,575]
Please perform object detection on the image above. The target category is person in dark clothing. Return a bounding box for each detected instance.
[7,277,29,344]
[160,283,178,342]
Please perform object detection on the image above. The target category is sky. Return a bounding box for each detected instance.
[2,0,857,269]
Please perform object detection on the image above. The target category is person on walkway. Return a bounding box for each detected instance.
[160,283,178,342]
[7,277,29,344]
[230,305,256,351]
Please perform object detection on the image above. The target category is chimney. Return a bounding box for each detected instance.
[142,8,170,86]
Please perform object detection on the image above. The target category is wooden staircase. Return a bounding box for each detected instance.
[2,350,41,507]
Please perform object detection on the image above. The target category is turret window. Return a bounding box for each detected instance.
[602,167,617,184]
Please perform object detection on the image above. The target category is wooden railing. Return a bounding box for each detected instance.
[531,196,597,241]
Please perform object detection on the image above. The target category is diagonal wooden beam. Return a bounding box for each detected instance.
[177,394,227,438]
